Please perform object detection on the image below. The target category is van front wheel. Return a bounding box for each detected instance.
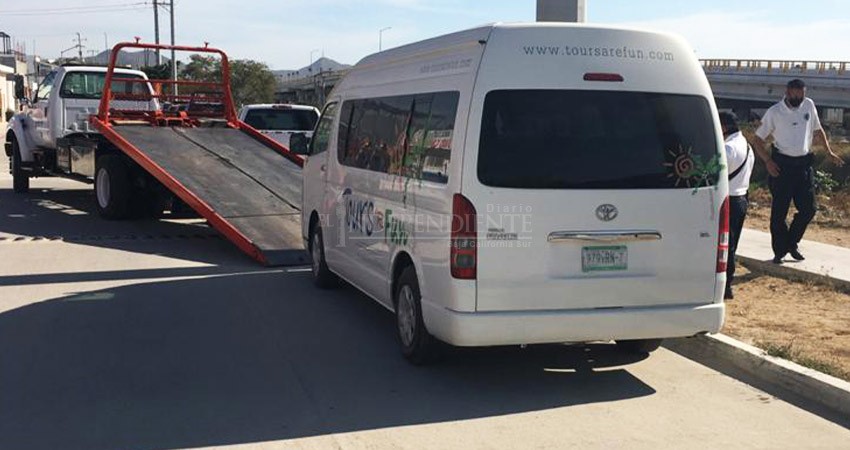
[616,339,663,354]
[395,266,440,365]
[309,224,338,289]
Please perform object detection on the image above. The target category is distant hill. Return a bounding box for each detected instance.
[273,57,350,80]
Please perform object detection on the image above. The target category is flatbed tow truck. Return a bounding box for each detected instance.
[7,40,304,266]
[92,41,308,266]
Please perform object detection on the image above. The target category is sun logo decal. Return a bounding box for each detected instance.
[664,145,698,188]
[663,145,725,192]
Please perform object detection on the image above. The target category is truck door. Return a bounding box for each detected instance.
[30,70,57,148]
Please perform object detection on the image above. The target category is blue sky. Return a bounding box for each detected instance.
[2,0,849,69]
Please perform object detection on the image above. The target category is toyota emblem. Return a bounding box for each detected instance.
[596,204,618,222]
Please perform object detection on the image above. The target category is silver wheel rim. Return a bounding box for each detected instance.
[96,168,110,209]
[398,285,416,347]
[311,231,322,277]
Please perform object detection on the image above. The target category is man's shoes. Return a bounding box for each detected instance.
[724,287,734,300]
[772,255,784,264]
[789,249,805,261]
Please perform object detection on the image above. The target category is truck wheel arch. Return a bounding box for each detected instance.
[5,118,36,162]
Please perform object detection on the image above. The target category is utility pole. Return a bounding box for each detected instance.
[74,32,86,60]
[170,0,177,89]
[153,0,161,64]
[379,27,391,51]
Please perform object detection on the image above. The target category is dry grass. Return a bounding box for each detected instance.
[725,268,850,381]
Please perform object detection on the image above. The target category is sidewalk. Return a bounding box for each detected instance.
[736,228,850,291]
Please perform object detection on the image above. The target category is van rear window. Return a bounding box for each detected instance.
[244,109,318,131]
[477,90,720,189]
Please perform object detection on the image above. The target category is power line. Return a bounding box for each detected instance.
[0,3,149,16]
[0,2,147,13]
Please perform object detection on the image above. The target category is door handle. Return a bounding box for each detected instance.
[547,230,662,243]
[320,164,327,172]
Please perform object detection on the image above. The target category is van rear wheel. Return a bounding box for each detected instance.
[309,224,338,289]
[616,339,663,354]
[395,266,440,365]
[95,155,133,220]
[11,138,29,194]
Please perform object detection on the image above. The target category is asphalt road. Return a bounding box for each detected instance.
[1,153,849,450]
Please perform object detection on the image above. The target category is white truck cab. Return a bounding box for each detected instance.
[237,103,319,148]
[5,65,151,193]
[293,23,730,364]
[5,65,172,219]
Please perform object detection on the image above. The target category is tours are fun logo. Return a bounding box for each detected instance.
[328,199,535,248]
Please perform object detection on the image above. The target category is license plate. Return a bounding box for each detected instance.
[582,246,628,272]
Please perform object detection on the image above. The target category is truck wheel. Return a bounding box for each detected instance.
[133,190,166,219]
[616,339,663,354]
[10,138,30,194]
[309,223,339,289]
[395,266,441,365]
[95,155,133,220]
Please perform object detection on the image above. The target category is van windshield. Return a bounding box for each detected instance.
[477,90,720,189]
[244,108,319,131]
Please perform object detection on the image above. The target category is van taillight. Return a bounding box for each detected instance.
[717,197,730,273]
[451,194,477,279]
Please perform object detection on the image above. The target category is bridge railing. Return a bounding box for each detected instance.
[701,59,848,76]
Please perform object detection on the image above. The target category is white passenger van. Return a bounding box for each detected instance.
[291,23,729,364]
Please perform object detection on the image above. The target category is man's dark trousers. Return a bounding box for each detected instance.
[768,150,816,257]
[727,195,749,290]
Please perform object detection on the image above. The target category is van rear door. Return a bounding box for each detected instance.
[470,89,724,312]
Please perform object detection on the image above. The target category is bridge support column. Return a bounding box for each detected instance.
[537,0,587,22]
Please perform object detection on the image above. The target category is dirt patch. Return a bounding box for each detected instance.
[725,266,850,381]
[745,188,850,249]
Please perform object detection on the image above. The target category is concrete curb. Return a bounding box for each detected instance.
[738,255,850,294]
[664,334,850,423]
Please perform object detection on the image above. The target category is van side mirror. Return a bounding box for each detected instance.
[290,133,310,155]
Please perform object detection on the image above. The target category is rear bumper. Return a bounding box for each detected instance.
[422,301,725,347]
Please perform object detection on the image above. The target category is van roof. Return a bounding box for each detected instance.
[355,22,685,68]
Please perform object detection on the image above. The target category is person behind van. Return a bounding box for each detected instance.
[752,79,845,264]
[720,112,753,300]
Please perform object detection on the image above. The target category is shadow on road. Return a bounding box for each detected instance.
[0,185,252,266]
[0,270,655,450]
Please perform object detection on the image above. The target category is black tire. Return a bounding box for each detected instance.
[10,137,29,194]
[309,223,339,289]
[616,339,663,354]
[395,266,441,365]
[94,155,133,220]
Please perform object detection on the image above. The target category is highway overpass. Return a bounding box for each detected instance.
[702,59,850,127]
[277,58,850,129]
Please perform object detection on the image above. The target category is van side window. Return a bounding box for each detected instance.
[337,91,459,184]
[407,91,459,184]
[310,102,339,155]
[340,95,414,174]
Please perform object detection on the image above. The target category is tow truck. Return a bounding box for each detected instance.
[5,41,307,265]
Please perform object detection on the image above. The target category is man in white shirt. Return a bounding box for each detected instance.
[720,112,754,299]
[753,79,845,264]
